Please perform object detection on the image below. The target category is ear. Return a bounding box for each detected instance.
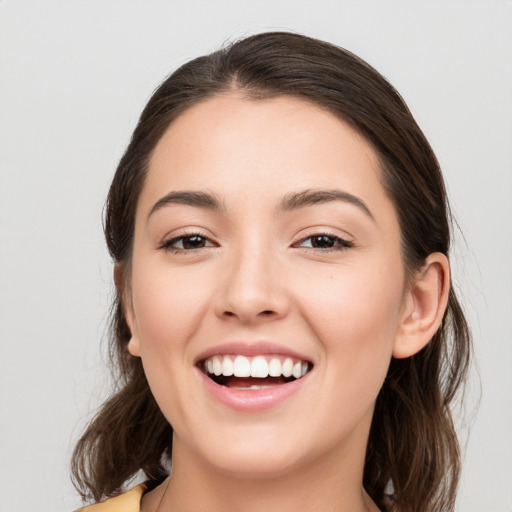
[114,262,141,358]
[393,253,450,359]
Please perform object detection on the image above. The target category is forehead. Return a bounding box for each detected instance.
[141,94,390,218]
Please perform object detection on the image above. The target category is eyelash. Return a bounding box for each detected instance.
[160,232,215,253]
[160,231,353,254]
[295,232,353,252]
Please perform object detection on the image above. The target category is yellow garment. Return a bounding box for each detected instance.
[75,484,146,512]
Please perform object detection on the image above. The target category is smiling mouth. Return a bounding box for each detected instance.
[199,354,312,389]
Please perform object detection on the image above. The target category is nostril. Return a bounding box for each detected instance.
[220,309,279,321]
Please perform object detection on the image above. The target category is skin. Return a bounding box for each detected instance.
[122,94,449,512]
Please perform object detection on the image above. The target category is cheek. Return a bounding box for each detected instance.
[131,262,212,350]
[129,262,214,428]
[303,258,402,328]
[298,257,404,382]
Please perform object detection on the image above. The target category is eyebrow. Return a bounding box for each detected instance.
[147,188,374,222]
[147,190,225,222]
[278,189,374,220]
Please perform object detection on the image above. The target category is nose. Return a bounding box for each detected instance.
[213,242,289,325]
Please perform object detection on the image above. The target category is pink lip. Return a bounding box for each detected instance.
[197,368,310,412]
[194,341,312,364]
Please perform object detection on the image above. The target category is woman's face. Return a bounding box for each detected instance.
[126,94,407,477]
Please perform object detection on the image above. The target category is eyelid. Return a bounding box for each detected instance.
[293,230,354,251]
[157,227,354,253]
[158,230,218,252]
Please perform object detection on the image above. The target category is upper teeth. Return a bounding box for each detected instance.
[204,355,309,379]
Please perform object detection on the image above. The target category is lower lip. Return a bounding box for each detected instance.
[198,370,310,412]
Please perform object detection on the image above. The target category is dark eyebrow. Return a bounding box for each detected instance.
[147,190,225,222]
[277,189,374,220]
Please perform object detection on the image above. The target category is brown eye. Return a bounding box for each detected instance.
[181,235,208,249]
[298,234,353,251]
[162,234,215,252]
[310,235,336,248]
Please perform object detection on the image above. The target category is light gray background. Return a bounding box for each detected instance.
[1,1,511,511]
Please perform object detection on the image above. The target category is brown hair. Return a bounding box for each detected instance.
[72,32,471,512]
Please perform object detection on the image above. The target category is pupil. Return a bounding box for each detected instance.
[312,235,334,248]
[184,236,205,249]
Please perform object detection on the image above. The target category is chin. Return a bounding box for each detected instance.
[185,426,309,479]
[208,449,306,480]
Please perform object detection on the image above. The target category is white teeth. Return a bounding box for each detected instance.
[212,356,222,376]
[281,358,293,378]
[292,361,302,379]
[203,354,311,380]
[233,355,251,377]
[230,384,273,390]
[221,355,234,376]
[251,356,269,378]
[268,358,281,377]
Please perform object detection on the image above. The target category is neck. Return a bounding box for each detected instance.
[151,427,379,512]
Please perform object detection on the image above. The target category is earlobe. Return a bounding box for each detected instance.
[127,336,141,357]
[393,253,450,359]
[113,262,142,358]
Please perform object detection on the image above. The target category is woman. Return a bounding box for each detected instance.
[72,32,471,512]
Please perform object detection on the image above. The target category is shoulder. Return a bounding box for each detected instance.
[74,484,146,512]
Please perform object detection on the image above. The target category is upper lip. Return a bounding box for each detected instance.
[194,341,313,364]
